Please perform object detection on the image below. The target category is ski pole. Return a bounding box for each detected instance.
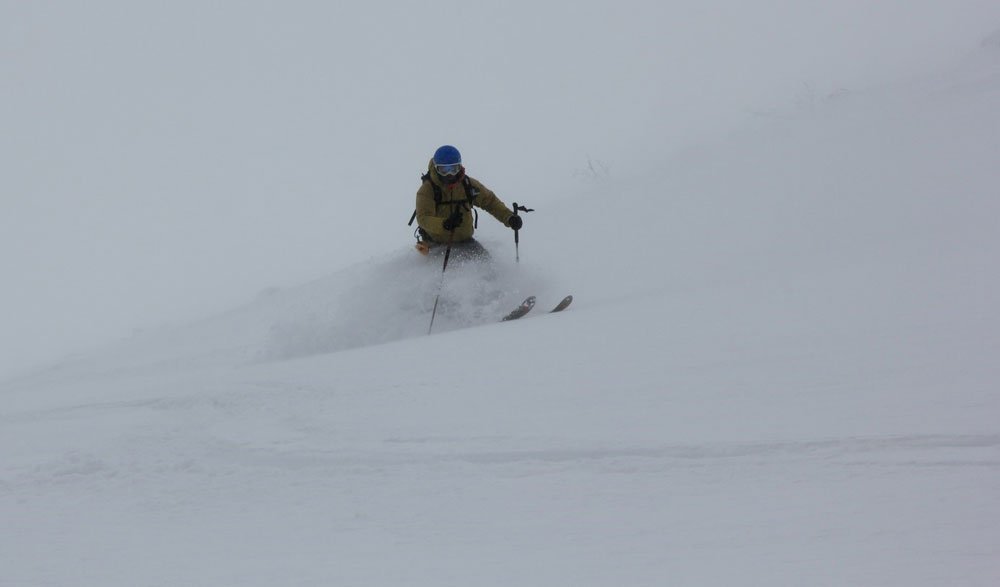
[427,226,457,335]
[511,202,533,263]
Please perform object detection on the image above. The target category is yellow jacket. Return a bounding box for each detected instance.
[415,159,515,243]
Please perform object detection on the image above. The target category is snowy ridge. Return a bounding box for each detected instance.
[3,53,1000,586]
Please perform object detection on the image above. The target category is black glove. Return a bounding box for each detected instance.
[442,209,463,231]
[507,214,523,230]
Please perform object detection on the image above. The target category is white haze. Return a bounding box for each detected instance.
[3,1,999,378]
[3,4,1000,586]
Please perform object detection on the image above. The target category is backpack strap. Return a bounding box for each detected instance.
[462,176,480,228]
[422,172,443,204]
[408,173,480,228]
[461,176,479,202]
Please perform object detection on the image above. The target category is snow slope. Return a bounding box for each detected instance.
[3,51,1000,586]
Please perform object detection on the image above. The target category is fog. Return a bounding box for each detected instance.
[3,1,998,378]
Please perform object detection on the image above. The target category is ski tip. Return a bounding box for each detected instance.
[550,295,573,313]
[501,296,536,321]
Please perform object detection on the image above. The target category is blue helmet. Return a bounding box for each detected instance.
[433,145,461,166]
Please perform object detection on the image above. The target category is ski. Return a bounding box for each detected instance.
[501,295,572,322]
[550,295,573,313]
[501,296,536,321]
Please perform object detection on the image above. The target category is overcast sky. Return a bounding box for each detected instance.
[3,1,999,378]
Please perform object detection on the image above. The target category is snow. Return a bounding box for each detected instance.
[3,7,1000,587]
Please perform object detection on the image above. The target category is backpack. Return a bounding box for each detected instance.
[408,173,480,234]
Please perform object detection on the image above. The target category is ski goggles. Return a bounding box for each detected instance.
[435,163,462,176]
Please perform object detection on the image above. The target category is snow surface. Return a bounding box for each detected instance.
[4,12,1000,587]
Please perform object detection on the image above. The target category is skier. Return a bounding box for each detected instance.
[413,145,523,261]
